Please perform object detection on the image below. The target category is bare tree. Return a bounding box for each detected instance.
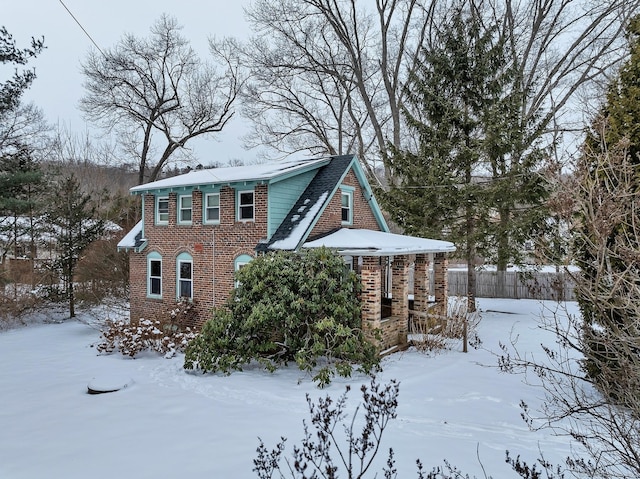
[493,0,640,149]
[80,14,239,185]
[233,0,637,186]
[233,0,429,183]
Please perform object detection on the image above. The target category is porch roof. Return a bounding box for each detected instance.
[116,220,146,252]
[302,228,456,257]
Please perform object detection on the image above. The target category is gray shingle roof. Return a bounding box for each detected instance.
[257,155,355,252]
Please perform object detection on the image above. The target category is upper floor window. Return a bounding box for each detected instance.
[341,188,353,225]
[156,196,169,225]
[178,195,192,224]
[238,190,254,221]
[177,253,193,300]
[204,193,220,224]
[147,252,162,298]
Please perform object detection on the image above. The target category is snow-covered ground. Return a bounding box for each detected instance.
[0,299,580,479]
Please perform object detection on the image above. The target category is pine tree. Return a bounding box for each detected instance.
[45,174,105,317]
[0,26,44,114]
[0,147,45,289]
[381,2,548,310]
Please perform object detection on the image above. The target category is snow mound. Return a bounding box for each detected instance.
[87,374,134,394]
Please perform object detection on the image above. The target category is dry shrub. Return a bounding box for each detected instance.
[409,296,481,353]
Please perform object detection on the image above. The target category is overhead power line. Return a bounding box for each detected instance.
[58,0,106,57]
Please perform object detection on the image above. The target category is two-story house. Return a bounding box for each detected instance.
[118,155,455,351]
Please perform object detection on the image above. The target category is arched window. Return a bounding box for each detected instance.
[147,252,162,298]
[176,252,193,300]
[234,254,253,287]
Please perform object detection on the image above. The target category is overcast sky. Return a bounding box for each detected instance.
[4,0,257,166]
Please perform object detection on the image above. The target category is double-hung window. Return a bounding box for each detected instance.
[177,253,193,300]
[147,252,162,298]
[178,195,192,224]
[156,196,169,225]
[341,188,353,225]
[204,193,220,224]
[238,190,254,221]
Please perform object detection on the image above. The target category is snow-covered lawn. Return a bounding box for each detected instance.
[0,299,579,479]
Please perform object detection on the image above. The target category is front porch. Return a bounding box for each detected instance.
[359,252,450,353]
[303,228,456,353]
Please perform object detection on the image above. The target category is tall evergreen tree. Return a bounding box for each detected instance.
[45,174,105,318]
[0,146,45,269]
[381,2,548,310]
[575,15,640,397]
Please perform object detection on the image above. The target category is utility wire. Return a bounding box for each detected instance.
[58,0,106,57]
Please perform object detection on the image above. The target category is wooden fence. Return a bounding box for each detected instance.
[444,270,576,301]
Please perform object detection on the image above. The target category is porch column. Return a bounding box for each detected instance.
[433,252,449,316]
[413,254,430,314]
[391,255,409,345]
[360,256,382,345]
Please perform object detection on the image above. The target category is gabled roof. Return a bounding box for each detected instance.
[303,228,456,256]
[260,155,388,252]
[129,158,329,194]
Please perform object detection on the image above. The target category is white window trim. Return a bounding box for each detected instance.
[177,194,193,225]
[147,253,162,298]
[237,190,255,222]
[156,196,169,225]
[177,254,193,300]
[340,187,354,225]
[204,192,221,224]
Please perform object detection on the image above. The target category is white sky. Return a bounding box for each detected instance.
[3,0,255,165]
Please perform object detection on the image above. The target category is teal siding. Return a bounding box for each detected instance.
[268,170,317,239]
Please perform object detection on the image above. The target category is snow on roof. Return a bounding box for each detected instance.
[117,220,143,250]
[269,191,329,250]
[303,228,456,256]
[130,158,328,193]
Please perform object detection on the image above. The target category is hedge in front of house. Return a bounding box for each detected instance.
[183,247,379,386]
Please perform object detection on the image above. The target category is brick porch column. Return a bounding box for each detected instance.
[433,252,449,316]
[413,254,430,314]
[391,255,409,346]
[360,256,382,345]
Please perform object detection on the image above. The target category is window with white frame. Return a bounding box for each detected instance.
[341,188,353,224]
[156,196,169,225]
[147,252,162,298]
[177,253,193,299]
[204,193,220,224]
[178,195,192,224]
[237,190,254,221]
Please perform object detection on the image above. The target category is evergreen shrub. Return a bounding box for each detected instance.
[184,247,379,386]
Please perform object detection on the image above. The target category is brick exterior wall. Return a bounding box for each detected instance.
[433,252,449,316]
[129,184,268,328]
[413,254,430,313]
[360,256,382,345]
[309,169,381,238]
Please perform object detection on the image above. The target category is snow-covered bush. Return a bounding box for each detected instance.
[98,299,198,357]
[184,247,380,386]
[97,318,197,358]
